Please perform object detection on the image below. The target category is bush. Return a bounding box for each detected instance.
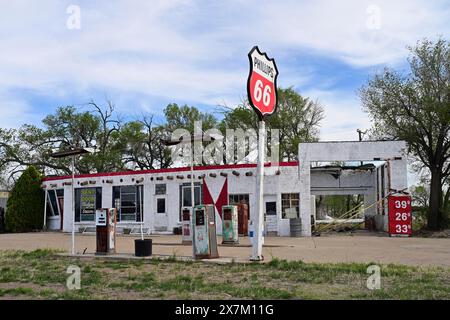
[5,166,44,232]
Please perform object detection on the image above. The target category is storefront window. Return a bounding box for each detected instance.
[75,188,102,222]
[112,185,143,222]
[182,185,201,207]
[46,189,64,217]
[179,182,202,221]
[281,193,299,218]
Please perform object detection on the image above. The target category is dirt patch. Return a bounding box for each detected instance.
[1,232,450,267]
[413,229,450,238]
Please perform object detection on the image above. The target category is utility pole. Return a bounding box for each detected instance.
[357,129,367,142]
[357,129,367,166]
[50,147,93,255]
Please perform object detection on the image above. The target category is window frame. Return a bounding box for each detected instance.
[46,189,63,217]
[179,182,202,221]
[155,183,167,195]
[75,187,102,222]
[112,185,143,223]
[281,193,300,219]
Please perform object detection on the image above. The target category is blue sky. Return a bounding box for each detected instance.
[1,0,449,143]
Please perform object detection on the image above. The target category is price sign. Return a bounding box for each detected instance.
[388,195,412,236]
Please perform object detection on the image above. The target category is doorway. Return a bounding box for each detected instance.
[154,196,168,231]
[264,195,278,234]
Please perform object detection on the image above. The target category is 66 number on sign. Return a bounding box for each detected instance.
[253,79,272,107]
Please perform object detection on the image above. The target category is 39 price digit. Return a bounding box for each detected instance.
[394,200,408,209]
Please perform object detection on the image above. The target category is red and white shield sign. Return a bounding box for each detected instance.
[247,46,279,119]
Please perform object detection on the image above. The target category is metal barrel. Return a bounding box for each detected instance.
[289,218,302,237]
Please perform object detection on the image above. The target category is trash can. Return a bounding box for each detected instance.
[135,239,152,257]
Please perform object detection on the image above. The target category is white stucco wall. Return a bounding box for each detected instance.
[42,140,408,237]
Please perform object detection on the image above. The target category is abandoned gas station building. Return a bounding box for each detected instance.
[41,141,408,237]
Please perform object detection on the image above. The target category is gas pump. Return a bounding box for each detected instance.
[192,204,219,259]
[181,206,192,245]
[237,203,248,236]
[95,208,117,255]
[222,205,239,244]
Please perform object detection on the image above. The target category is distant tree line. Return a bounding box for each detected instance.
[0,87,324,185]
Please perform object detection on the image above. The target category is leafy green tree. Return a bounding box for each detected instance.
[5,166,44,232]
[411,184,430,208]
[0,102,125,180]
[360,38,450,230]
[120,116,172,170]
[164,103,218,133]
[163,103,219,166]
[221,87,324,161]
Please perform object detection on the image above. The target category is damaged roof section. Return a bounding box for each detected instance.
[311,163,377,174]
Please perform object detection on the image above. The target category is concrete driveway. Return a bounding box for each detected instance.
[0,231,449,267]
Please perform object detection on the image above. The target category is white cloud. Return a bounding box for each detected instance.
[0,0,448,129]
[302,89,371,141]
[255,0,450,67]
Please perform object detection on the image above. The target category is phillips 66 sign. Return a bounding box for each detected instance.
[247,46,279,119]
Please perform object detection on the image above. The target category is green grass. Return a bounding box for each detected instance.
[0,287,35,297]
[0,249,449,300]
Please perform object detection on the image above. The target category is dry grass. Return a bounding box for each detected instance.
[1,249,449,300]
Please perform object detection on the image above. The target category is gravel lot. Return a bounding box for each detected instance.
[1,231,449,266]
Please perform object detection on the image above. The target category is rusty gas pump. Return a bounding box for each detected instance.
[95,208,117,255]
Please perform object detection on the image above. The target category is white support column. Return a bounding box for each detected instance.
[364,192,377,217]
[364,170,378,218]
[43,189,48,230]
[390,159,408,191]
[251,120,265,261]
[143,182,153,233]
[298,150,312,237]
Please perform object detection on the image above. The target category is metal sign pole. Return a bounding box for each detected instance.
[191,142,196,259]
[251,120,265,261]
[71,155,75,255]
[140,186,144,240]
